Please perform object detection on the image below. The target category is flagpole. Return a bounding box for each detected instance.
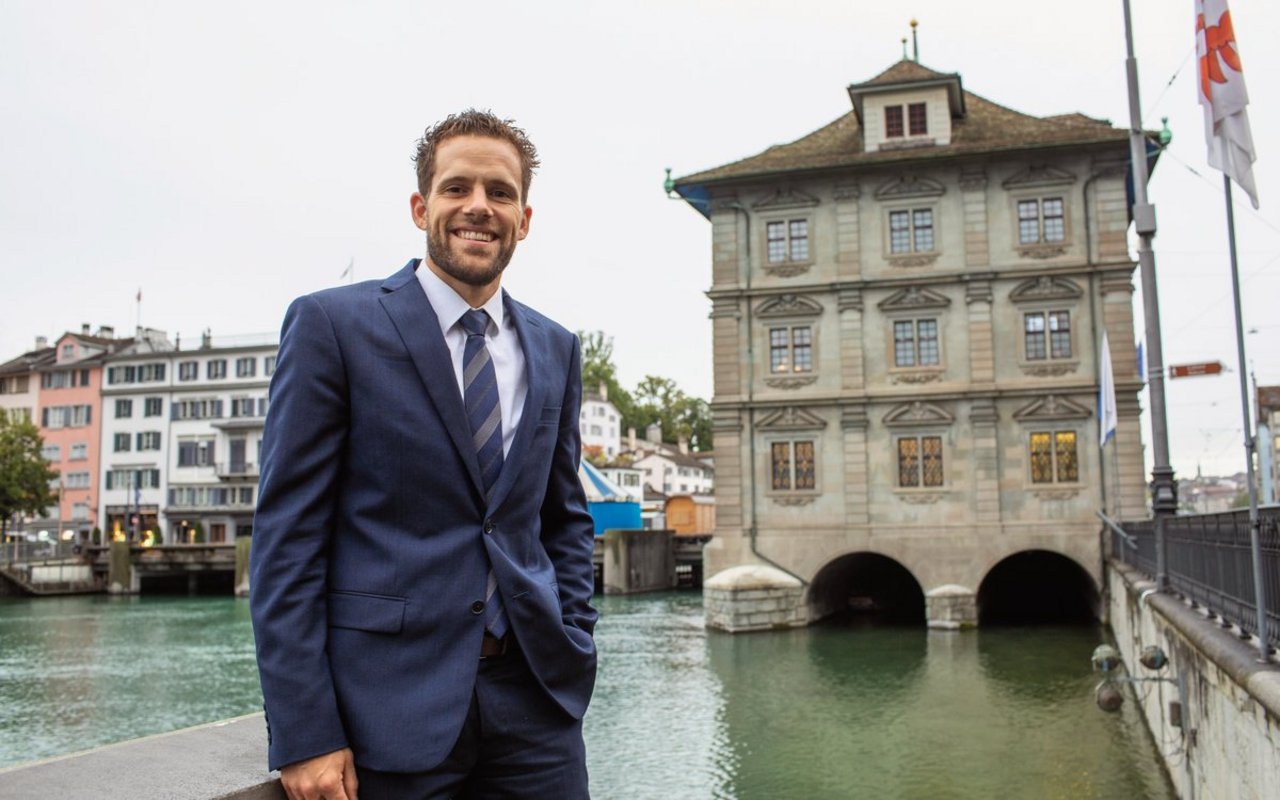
[1122,0,1177,586]
[1222,174,1271,659]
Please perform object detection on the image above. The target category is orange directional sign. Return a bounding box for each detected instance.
[1168,361,1224,378]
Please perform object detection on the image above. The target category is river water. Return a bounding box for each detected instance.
[0,592,1174,798]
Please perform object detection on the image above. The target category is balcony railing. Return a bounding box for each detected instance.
[1110,507,1280,648]
[214,462,259,479]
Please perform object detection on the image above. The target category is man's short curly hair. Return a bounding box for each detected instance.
[413,109,540,204]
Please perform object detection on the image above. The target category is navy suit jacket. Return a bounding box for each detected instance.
[250,260,598,773]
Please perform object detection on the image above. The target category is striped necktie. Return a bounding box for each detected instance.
[460,309,508,638]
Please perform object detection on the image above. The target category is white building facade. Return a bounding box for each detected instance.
[98,333,277,543]
[579,388,622,460]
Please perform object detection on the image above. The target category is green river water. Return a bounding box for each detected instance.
[0,592,1174,799]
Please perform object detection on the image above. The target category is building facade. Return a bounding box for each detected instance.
[580,386,622,460]
[675,59,1148,629]
[1258,385,1279,505]
[31,326,130,540]
[98,332,277,543]
[0,341,50,426]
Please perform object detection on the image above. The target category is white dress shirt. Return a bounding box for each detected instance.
[417,263,527,457]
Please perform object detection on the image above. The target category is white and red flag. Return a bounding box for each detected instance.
[1196,0,1259,208]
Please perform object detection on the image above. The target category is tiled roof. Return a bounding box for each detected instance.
[0,347,55,376]
[635,445,714,472]
[676,60,1126,187]
[854,59,956,87]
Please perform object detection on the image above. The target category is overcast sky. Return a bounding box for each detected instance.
[2,0,1277,479]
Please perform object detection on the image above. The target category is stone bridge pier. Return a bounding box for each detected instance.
[703,523,1103,633]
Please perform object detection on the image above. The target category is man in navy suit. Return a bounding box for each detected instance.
[250,110,597,800]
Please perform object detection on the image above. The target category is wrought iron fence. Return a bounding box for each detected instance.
[1110,507,1280,648]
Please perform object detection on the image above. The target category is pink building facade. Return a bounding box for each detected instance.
[33,328,123,539]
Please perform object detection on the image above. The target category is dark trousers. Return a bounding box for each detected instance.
[356,638,589,800]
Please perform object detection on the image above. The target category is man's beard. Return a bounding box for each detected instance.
[426,226,516,288]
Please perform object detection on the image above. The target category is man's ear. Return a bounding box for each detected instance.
[410,193,428,230]
[517,205,532,241]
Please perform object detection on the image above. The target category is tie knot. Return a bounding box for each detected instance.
[459,309,490,337]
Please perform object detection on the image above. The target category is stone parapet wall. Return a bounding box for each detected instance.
[0,714,280,799]
[1107,561,1280,800]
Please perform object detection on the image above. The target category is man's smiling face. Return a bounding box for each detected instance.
[411,134,532,303]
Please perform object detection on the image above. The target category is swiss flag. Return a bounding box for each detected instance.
[1197,0,1259,208]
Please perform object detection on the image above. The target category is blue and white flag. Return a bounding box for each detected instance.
[1099,331,1118,447]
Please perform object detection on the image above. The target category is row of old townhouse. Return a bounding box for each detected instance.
[0,326,276,544]
[579,383,716,500]
[2,324,717,545]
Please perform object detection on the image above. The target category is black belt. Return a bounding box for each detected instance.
[480,631,510,659]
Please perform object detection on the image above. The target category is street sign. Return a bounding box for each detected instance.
[1168,361,1224,379]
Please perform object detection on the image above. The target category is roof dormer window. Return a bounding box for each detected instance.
[886,102,928,138]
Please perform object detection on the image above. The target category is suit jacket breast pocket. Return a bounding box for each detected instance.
[328,591,406,634]
[539,405,562,426]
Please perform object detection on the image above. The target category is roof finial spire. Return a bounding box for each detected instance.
[901,36,908,60]
[910,18,919,62]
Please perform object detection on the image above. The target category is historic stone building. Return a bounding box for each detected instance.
[673,59,1149,630]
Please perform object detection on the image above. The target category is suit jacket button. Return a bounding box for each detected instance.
[471,600,485,614]
[484,519,495,534]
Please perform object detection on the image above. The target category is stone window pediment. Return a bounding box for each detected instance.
[874,175,946,200]
[1002,165,1078,189]
[756,294,823,318]
[878,286,951,312]
[1009,276,1083,304]
[883,401,954,428]
[752,187,820,211]
[755,406,827,431]
[1012,394,1093,422]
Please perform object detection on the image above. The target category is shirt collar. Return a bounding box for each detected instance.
[416,260,506,337]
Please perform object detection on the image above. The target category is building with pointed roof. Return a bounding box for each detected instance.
[675,58,1150,631]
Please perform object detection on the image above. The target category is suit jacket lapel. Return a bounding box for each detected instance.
[377,261,485,499]
[485,292,544,512]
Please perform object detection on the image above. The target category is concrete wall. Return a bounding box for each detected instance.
[30,563,92,584]
[601,529,675,595]
[1107,561,1280,800]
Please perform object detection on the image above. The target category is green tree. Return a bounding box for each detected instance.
[631,375,713,452]
[577,331,712,453]
[577,330,635,430]
[0,416,58,539]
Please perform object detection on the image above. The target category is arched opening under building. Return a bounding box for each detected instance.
[138,571,234,596]
[977,550,1098,625]
[808,553,925,626]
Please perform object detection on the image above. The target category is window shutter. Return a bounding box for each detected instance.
[170,404,179,420]
[42,408,48,426]
[214,399,224,418]
[85,406,91,425]
[105,472,113,490]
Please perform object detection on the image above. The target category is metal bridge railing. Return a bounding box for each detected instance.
[2,540,83,565]
[1108,507,1279,649]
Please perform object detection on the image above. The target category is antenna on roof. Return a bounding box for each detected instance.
[910,18,919,62]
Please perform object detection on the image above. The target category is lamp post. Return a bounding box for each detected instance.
[1121,0,1177,587]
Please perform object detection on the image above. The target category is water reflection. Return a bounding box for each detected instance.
[701,619,1173,800]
